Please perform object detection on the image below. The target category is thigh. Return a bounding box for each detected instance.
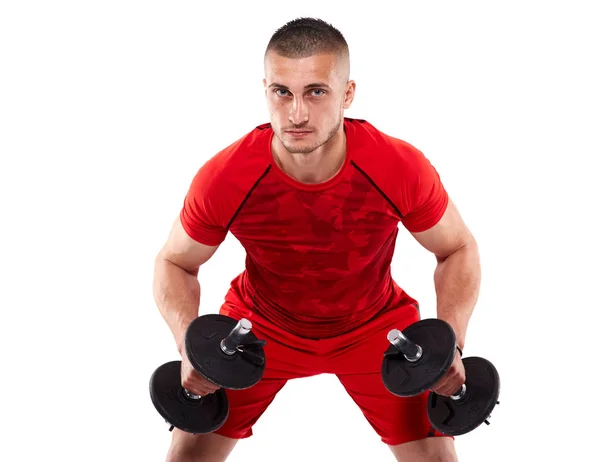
[337,372,448,446]
[332,304,450,446]
[326,302,420,376]
[213,377,288,439]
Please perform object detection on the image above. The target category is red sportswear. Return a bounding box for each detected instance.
[180,118,448,339]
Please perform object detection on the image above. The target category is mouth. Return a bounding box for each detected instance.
[285,130,312,138]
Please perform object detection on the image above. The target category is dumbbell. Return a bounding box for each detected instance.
[381,318,500,436]
[150,314,266,434]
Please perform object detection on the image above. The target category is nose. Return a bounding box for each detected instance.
[288,96,308,125]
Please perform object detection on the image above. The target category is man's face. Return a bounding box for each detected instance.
[263,51,355,154]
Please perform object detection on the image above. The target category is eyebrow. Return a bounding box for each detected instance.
[268,82,331,90]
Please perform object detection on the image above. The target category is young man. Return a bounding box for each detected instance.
[154,17,480,462]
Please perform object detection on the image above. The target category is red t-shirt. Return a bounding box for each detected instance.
[180,118,448,338]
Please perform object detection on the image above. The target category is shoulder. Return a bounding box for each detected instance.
[347,118,428,180]
[182,123,274,235]
[347,118,447,223]
[191,123,273,194]
[199,123,272,178]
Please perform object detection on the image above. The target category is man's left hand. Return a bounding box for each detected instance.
[430,349,466,397]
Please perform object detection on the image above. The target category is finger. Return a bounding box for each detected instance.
[439,379,464,397]
[444,367,466,397]
[430,379,447,395]
[439,371,462,395]
[199,377,221,389]
[195,378,221,391]
[182,368,217,386]
[182,377,211,393]
[184,379,219,393]
[198,383,221,393]
[432,370,461,396]
[181,387,209,397]
[195,377,222,391]
[182,374,221,393]
[431,364,457,392]
[187,383,221,396]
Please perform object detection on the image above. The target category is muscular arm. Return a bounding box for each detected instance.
[410,198,481,350]
[153,216,219,353]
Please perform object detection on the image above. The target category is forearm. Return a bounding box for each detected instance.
[153,256,201,353]
[434,241,481,350]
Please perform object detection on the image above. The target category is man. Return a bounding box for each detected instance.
[154,17,480,462]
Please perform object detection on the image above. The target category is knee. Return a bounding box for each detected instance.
[390,436,458,462]
[436,453,458,462]
[166,449,192,462]
[425,445,458,462]
[407,450,456,462]
[166,444,199,462]
[166,445,226,462]
[166,431,237,462]
[428,446,458,462]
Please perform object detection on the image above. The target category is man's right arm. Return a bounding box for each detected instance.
[153,215,220,354]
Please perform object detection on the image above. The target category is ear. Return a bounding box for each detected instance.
[343,80,356,109]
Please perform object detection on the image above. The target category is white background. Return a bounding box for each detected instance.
[1,1,598,461]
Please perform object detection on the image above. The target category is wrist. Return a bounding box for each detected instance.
[174,319,195,355]
[176,336,185,355]
[437,315,467,351]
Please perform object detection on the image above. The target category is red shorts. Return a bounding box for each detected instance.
[214,290,450,446]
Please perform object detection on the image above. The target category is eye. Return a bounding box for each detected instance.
[311,89,326,97]
[274,89,289,97]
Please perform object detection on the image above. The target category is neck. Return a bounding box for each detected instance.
[272,127,347,184]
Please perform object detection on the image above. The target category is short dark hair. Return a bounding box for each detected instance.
[265,17,349,60]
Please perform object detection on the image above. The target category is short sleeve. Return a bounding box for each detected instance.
[179,161,228,246]
[400,149,449,233]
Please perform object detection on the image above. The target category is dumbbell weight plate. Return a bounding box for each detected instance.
[185,314,266,390]
[149,360,229,434]
[382,319,457,397]
[427,356,500,436]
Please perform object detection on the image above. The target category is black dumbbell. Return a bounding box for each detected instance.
[150,314,266,434]
[381,318,500,436]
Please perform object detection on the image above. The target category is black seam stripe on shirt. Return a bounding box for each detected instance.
[226,165,272,230]
[350,161,404,219]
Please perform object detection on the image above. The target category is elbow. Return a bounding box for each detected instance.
[459,238,480,263]
[436,237,479,264]
[465,236,479,256]
[154,251,199,278]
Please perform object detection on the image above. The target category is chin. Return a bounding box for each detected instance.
[283,144,319,155]
[275,133,318,154]
[283,136,322,154]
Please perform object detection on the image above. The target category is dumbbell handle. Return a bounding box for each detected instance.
[387,329,423,362]
[451,384,467,400]
[220,318,252,355]
[387,328,467,400]
[180,318,252,400]
[183,389,202,400]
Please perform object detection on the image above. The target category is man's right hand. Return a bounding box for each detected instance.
[180,345,222,397]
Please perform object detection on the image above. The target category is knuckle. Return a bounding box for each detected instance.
[182,376,196,390]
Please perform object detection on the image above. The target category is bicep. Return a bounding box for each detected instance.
[157,216,220,273]
[409,198,475,259]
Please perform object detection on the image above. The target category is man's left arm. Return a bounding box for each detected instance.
[410,197,481,396]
